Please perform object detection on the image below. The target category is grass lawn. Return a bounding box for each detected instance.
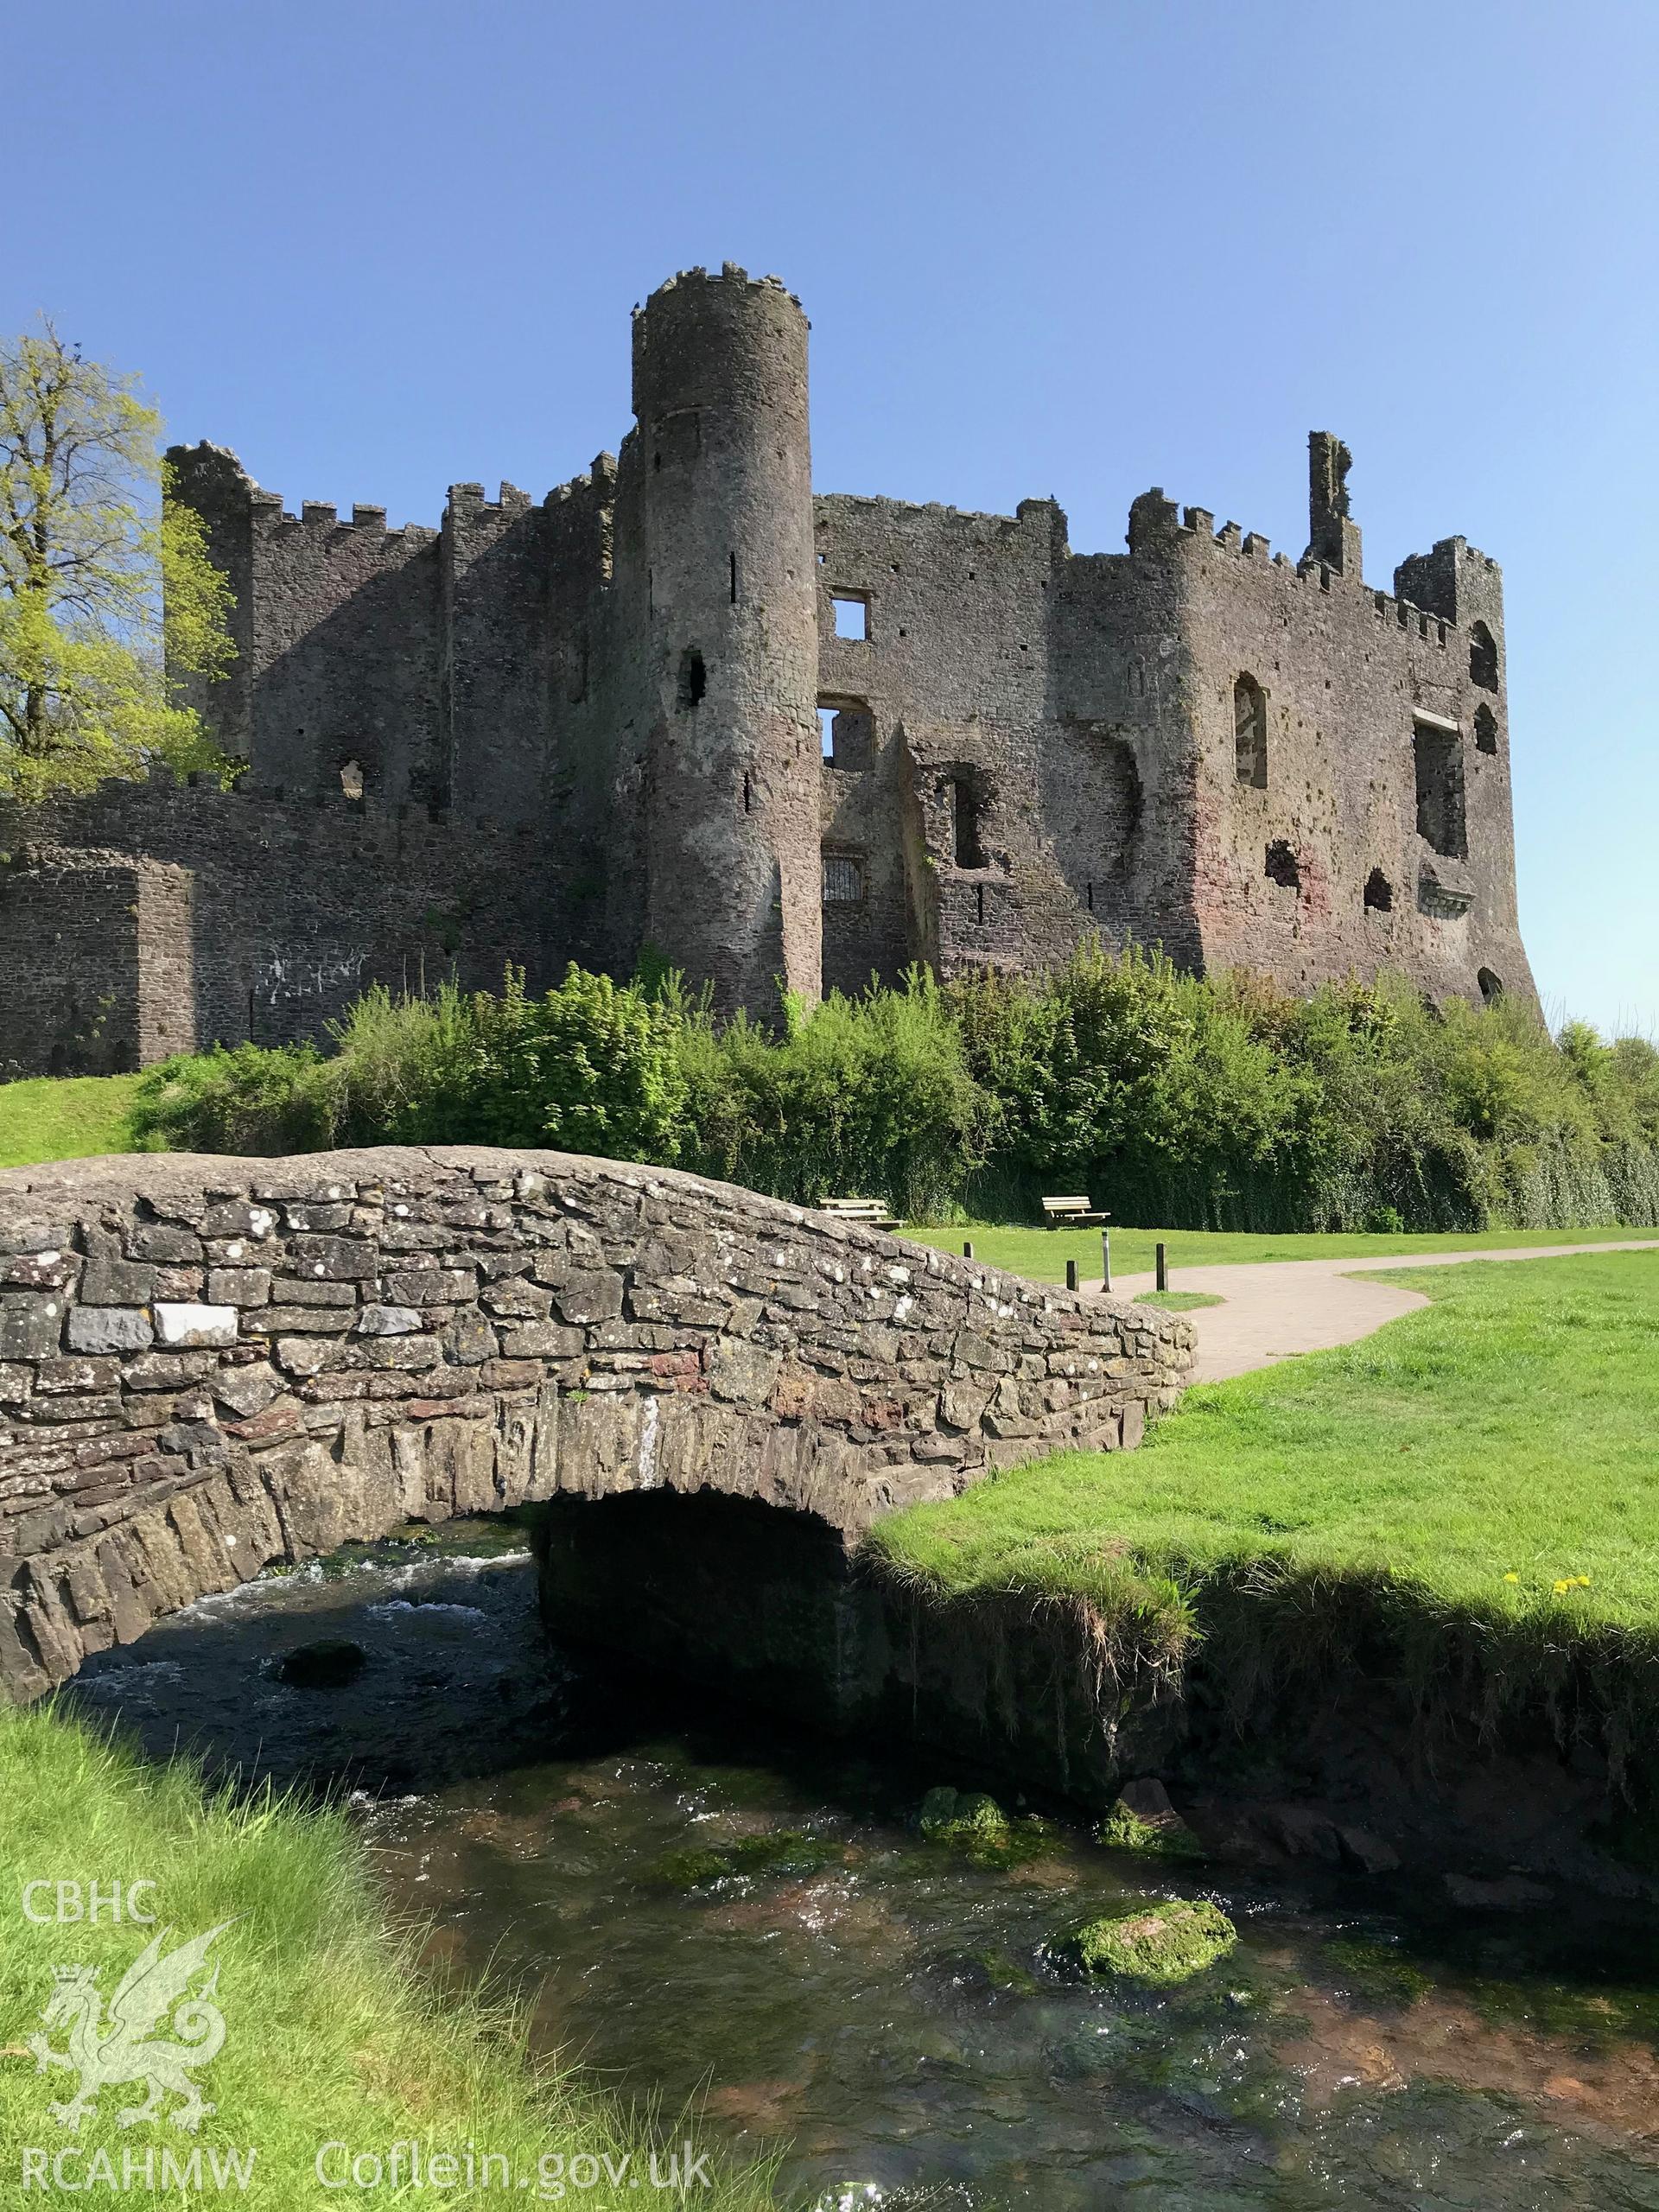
[0,1703,771,2207]
[0,1074,143,1170]
[903,1218,1659,1286]
[868,1251,1659,1753]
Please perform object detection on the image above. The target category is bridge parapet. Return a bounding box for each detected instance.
[0,1147,1193,1698]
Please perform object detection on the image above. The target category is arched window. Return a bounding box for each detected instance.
[1363,868,1393,912]
[1234,675,1268,786]
[1468,621,1498,694]
[1478,968,1504,1005]
[1473,703,1497,755]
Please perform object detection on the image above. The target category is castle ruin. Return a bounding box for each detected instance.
[0,264,1535,1075]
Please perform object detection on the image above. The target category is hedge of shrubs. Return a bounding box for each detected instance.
[130,948,1659,1232]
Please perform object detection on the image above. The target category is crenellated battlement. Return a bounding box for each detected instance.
[246,486,439,544]
[1121,477,1472,650]
[635,260,804,317]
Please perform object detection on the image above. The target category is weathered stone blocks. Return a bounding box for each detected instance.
[66,1307,153,1355]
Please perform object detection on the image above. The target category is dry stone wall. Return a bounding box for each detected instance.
[0,1146,1193,1700]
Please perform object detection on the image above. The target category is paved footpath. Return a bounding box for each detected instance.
[1095,1240,1659,1384]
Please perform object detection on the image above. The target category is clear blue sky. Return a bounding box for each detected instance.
[11,1,1656,1034]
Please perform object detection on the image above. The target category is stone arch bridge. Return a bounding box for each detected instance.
[0,1147,1192,1700]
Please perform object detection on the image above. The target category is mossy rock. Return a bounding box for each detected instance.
[1098,1802,1205,1863]
[918,1786,1010,1844]
[966,1945,1041,1994]
[916,1788,1070,1872]
[1322,1936,1432,2009]
[1073,1898,1237,1986]
[649,1829,840,1891]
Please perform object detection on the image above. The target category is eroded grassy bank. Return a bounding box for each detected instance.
[866,1251,1659,1811]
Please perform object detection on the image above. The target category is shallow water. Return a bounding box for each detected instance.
[70,1525,1659,2210]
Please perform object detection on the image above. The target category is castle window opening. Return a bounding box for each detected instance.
[976,883,986,925]
[1265,840,1300,890]
[1414,721,1467,859]
[832,593,868,641]
[818,697,874,772]
[822,852,864,905]
[677,645,707,712]
[950,771,988,868]
[1474,703,1497,755]
[1478,967,1504,1004]
[1234,675,1268,786]
[338,760,365,801]
[1364,868,1393,912]
[1469,621,1499,693]
[729,552,739,604]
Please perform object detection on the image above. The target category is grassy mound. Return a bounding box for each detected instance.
[0,1073,143,1168]
[0,1703,771,2208]
[867,1250,1659,1781]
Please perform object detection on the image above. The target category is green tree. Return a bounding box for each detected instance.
[0,321,233,798]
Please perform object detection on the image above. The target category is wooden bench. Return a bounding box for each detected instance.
[821,1196,904,1233]
[1041,1194,1110,1227]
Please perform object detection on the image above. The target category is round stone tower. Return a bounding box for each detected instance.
[632,264,821,1014]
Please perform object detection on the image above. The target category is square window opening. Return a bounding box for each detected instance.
[1414,722,1467,859]
[822,852,864,906]
[818,696,874,772]
[832,594,869,641]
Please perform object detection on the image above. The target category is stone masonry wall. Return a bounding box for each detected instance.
[0,1147,1193,1700]
[0,773,554,1063]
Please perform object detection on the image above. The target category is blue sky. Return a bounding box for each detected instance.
[11,1,1656,1034]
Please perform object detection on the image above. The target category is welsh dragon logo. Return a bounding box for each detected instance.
[28,1921,234,2133]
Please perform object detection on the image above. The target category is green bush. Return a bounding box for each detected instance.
[131,946,1659,1236]
[678,970,988,1217]
[131,970,693,1163]
[130,1040,337,1155]
[324,969,692,1159]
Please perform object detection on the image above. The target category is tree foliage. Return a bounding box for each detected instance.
[0,321,233,798]
[131,947,1659,1235]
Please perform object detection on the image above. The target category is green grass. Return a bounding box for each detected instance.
[868,1251,1659,1769]
[1135,1289,1224,1313]
[903,1218,1656,1285]
[0,1074,143,1169]
[0,1703,772,2208]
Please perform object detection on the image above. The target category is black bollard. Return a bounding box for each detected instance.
[1155,1242,1168,1294]
[963,1240,974,1260]
[1065,1257,1078,1293]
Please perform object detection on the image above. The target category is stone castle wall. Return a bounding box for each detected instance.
[0,1146,1193,1699]
[0,777,550,1079]
[0,266,1537,1071]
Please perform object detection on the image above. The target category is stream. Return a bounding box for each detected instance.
[67,1519,1659,2210]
